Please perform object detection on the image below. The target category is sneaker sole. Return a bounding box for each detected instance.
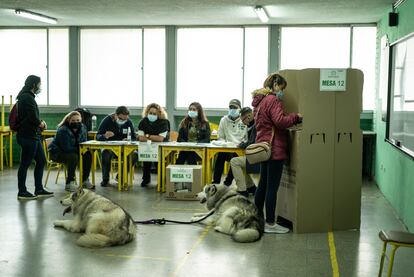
[18,196,38,200]
[35,194,54,198]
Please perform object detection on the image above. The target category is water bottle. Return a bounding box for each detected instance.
[127,127,131,142]
[91,115,97,131]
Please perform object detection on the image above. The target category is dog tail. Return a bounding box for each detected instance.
[76,233,112,248]
[231,228,261,243]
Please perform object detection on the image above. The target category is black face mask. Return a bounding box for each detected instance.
[69,122,82,130]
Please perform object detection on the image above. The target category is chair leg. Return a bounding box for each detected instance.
[55,166,61,184]
[378,242,387,277]
[387,245,399,277]
[44,167,51,187]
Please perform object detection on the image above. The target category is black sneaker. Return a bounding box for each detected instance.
[35,189,54,198]
[17,191,38,200]
[141,180,150,187]
[101,180,110,187]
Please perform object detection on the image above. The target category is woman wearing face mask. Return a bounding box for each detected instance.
[48,111,93,192]
[137,103,170,187]
[176,102,210,165]
[96,106,137,187]
[15,75,53,200]
[252,73,302,234]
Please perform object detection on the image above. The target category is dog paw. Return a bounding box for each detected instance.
[214,226,223,232]
[53,220,63,227]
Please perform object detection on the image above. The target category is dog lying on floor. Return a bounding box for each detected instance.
[191,183,264,243]
[54,188,136,248]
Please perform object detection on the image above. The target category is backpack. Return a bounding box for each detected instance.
[75,107,92,131]
[8,102,19,131]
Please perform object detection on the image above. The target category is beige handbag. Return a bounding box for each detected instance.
[245,142,272,164]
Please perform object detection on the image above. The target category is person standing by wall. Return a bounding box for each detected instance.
[252,73,302,233]
[16,75,54,200]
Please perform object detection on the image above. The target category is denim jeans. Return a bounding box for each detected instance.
[17,136,46,193]
[254,159,284,224]
[212,152,235,185]
[52,151,92,184]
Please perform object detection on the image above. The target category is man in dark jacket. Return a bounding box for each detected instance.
[96,106,137,187]
[230,107,259,197]
[16,75,53,200]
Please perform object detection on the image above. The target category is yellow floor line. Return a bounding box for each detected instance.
[328,232,340,277]
[170,226,211,277]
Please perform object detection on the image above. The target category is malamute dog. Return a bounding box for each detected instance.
[192,183,264,243]
[54,188,136,248]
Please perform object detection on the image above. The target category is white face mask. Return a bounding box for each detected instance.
[34,87,41,95]
[116,119,127,125]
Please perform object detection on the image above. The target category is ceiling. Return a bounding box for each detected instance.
[0,0,393,26]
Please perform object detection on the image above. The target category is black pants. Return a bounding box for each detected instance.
[102,149,138,182]
[212,152,235,185]
[176,151,199,165]
[142,162,158,182]
[254,159,284,224]
[52,151,92,184]
[17,137,46,193]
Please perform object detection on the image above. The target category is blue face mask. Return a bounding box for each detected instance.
[188,110,198,118]
[276,90,284,99]
[148,114,158,122]
[228,109,240,118]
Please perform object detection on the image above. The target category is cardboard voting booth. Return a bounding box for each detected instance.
[276,68,363,233]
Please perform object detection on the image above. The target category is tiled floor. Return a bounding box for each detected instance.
[0,167,413,277]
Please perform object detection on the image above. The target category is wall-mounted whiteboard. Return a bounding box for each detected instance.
[387,32,414,158]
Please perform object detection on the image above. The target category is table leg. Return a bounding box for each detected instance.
[0,134,3,171]
[117,147,122,191]
[9,132,12,168]
[79,147,84,187]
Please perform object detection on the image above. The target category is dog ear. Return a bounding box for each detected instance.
[209,184,217,195]
[76,187,84,196]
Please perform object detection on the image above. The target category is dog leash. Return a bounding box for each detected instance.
[133,208,215,225]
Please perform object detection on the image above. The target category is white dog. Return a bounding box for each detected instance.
[191,184,264,243]
[54,188,136,248]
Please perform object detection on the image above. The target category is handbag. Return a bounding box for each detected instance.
[245,141,271,164]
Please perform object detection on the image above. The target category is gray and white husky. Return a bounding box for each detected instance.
[191,183,264,243]
[54,188,136,248]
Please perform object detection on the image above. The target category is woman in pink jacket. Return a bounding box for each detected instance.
[252,73,302,234]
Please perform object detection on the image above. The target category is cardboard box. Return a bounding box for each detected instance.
[165,165,203,201]
[275,68,363,233]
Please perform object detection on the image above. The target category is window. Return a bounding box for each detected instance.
[387,32,414,157]
[176,27,268,109]
[280,27,350,69]
[143,28,166,106]
[0,28,69,106]
[80,29,142,107]
[352,27,377,110]
[244,27,269,107]
[80,28,166,108]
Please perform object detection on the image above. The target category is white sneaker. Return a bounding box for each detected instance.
[264,223,290,234]
[82,179,95,189]
[65,181,77,192]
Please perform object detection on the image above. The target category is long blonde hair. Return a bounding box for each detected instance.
[57,111,81,128]
[142,103,168,119]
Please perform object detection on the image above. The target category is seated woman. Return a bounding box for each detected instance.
[137,103,170,187]
[48,111,93,192]
[176,102,210,165]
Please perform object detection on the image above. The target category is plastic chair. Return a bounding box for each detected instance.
[378,230,414,276]
[43,138,66,186]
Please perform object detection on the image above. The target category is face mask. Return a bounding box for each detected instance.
[116,119,127,125]
[188,111,198,118]
[276,91,284,100]
[69,122,82,129]
[228,109,240,118]
[148,114,158,122]
[34,88,42,95]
